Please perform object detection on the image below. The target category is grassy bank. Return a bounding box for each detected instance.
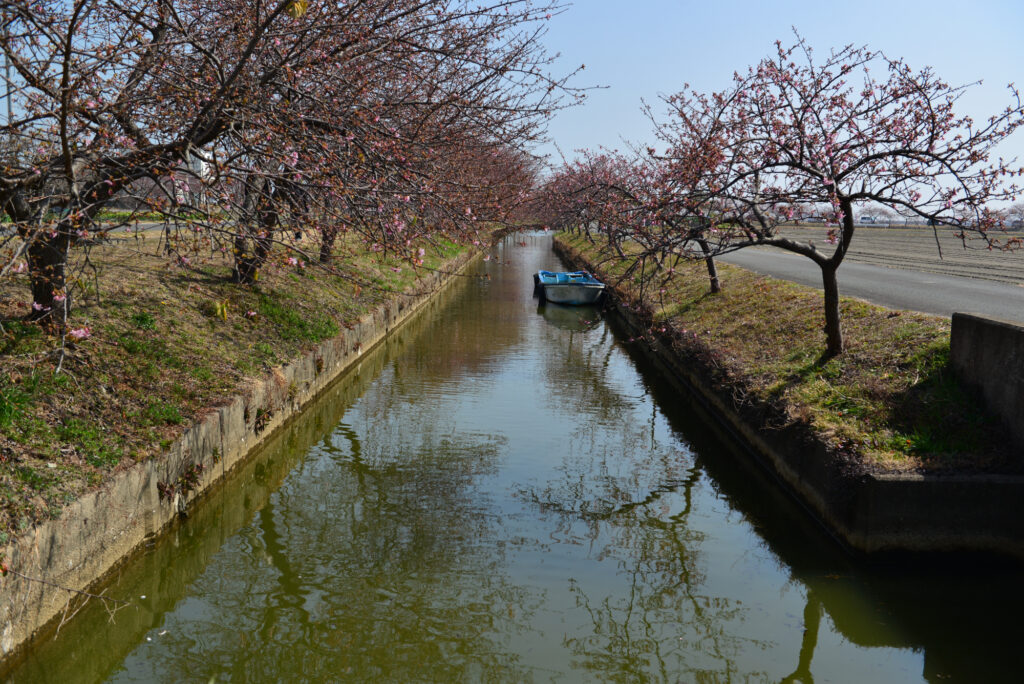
[556,233,1013,473]
[0,235,469,542]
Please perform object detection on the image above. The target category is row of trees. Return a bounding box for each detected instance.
[1,0,578,329]
[538,37,1024,356]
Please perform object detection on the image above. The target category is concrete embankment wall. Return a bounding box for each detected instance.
[0,249,480,662]
[555,239,1024,559]
[951,313,1024,451]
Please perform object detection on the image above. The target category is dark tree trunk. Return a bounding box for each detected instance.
[696,238,721,293]
[233,228,273,284]
[320,225,338,263]
[819,197,857,357]
[232,179,279,284]
[821,263,842,357]
[26,232,71,328]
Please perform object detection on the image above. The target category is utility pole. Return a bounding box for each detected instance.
[3,21,12,164]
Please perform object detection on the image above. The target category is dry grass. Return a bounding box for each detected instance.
[558,233,1013,473]
[0,233,467,540]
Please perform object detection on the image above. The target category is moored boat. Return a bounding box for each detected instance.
[533,270,606,305]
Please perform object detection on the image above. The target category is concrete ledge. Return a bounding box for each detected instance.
[951,312,1024,450]
[556,239,1024,559]
[0,248,480,662]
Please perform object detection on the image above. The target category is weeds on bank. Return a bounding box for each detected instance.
[0,234,469,537]
[559,233,1010,471]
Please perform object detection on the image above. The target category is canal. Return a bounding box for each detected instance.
[5,233,1021,682]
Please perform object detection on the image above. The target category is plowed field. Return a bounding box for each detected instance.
[777,227,1024,284]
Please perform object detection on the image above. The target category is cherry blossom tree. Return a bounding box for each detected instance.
[538,145,726,295]
[0,0,576,328]
[654,36,1024,356]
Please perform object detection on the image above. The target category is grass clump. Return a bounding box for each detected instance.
[257,291,339,343]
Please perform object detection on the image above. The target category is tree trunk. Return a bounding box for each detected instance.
[821,263,843,357]
[320,225,337,263]
[27,233,70,328]
[232,179,279,284]
[697,238,721,293]
[232,229,273,284]
[819,196,856,357]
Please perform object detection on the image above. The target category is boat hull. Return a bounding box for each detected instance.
[535,270,606,306]
[541,283,605,305]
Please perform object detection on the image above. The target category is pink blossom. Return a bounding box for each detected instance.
[68,327,91,340]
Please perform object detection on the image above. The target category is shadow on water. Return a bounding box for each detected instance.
[601,310,1024,684]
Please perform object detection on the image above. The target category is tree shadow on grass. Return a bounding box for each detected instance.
[886,358,1017,471]
[661,289,721,320]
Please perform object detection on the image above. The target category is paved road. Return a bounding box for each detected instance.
[718,247,1024,323]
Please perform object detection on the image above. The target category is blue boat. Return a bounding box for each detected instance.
[533,270,606,305]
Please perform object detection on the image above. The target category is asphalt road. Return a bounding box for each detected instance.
[718,247,1024,323]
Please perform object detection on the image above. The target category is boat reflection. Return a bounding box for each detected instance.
[537,302,603,332]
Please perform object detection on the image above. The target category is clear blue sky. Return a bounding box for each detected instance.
[539,0,1024,167]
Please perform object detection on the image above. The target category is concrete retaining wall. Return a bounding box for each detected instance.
[951,312,1024,450]
[556,239,1024,559]
[0,249,480,662]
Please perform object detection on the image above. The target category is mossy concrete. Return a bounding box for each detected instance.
[0,249,479,662]
[555,238,1024,559]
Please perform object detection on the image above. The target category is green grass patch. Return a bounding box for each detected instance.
[0,383,29,429]
[131,311,156,330]
[257,291,339,343]
[0,320,44,355]
[144,400,183,426]
[56,418,123,467]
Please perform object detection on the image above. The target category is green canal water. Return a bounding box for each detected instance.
[5,233,1021,682]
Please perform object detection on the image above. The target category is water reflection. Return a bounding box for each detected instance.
[537,303,603,332]
[4,233,1021,683]
[779,590,821,684]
